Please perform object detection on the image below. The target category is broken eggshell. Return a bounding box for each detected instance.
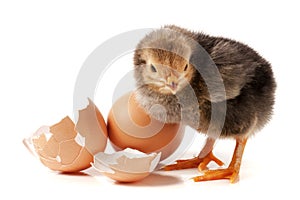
[92,148,161,182]
[75,98,108,155]
[23,99,108,173]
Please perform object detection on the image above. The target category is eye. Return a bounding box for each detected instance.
[184,64,188,71]
[150,64,157,72]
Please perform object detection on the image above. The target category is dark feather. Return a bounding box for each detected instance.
[134,25,276,138]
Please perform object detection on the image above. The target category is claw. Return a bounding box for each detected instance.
[193,167,238,183]
[163,157,201,171]
[163,151,223,171]
[198,152,224,171]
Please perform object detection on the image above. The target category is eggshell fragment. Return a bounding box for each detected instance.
[23,99,108,173]
[75,98,108,155]
[92,148,161,182]
[29,117,93,172]
[107,92,185,160]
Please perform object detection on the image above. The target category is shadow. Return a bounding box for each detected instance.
[51,170,101,185]
[58,171,90,176]
[113,172,183,187]
[54,167,182,186]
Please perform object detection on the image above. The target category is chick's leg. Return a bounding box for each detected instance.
[163,138,224,171]
[193,138,247,183]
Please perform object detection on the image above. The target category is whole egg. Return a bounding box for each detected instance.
[107,92,184,161]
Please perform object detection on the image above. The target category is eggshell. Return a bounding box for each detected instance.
[107,92,185,161]
[75,98,108,155]
[92,148,161,182]
[23,99,108,172]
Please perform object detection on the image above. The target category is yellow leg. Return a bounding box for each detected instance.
[193,138,247,183]
[163,138,224,171]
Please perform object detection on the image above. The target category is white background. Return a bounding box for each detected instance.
[1,0,299,199]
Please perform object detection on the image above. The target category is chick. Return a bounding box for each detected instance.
[133,25,276,183]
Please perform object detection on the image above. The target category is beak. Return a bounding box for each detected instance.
[167,73,178,94]
[167,81,178,94]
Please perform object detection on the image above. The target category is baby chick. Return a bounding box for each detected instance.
[133,25,276,183]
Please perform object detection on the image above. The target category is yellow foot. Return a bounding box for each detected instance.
[193,167,239,183]
[163,152,224,171]
[163,157,202,171]
[193,138,248,183]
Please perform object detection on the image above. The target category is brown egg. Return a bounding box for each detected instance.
[23,99,108,173]
[107,92,184,160]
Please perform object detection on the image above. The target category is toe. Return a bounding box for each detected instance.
[163,157,201,171]
[193,168,237,182]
